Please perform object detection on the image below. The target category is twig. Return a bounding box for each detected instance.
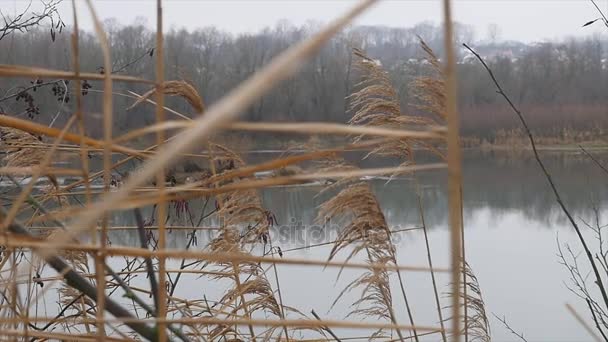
[102,264,190,342]
[589,0,608,27]
[580,145,608,176]
[0,80,61,103]
[311,309,342,342]
[587,298,608,342]
[112,46,155,74]
[134,208,160,316]
[0,0,64,41]
[492,313,528,342]
[5,175,180,341]
[1,214,159,341]
[28,293,84,333]
[464,42,608,320]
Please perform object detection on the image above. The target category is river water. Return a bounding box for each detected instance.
[26,149,608,341]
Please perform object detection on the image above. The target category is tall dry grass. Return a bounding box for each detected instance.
[0,0,469,341]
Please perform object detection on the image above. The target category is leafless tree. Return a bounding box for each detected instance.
[0,0,64,41]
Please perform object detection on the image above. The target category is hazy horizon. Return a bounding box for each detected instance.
[3,0,608,43]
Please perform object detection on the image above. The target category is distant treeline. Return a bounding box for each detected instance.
[1,20,608,143]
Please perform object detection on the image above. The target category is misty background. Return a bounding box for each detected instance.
[1,1,608,145]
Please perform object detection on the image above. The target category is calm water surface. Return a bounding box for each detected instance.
[41,150,608,341]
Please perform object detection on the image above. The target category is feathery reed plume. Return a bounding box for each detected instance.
[203,228,281,340]
[209,143,272,245]
[128,80,205,113]
[408,39,448,160]
[348,45,445,164]
[316,156,405,340]
[445,262,491,342]
[349,49,413,161]
[344,42,450,341]
[0,127,46,168]
[410,38,447,123]
[318,180,394,264]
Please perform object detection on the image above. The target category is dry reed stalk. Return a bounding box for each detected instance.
[0,114,145,158]
[36,0,378,262]
[0,217,159,341]
[1,268,236,286]
[124,89,445,141]
[410,40,450,342]
[0,311,442,335]
[459,187,469,342]
[415,184,447,342]
[30,137,376,197]
[26,163,445,226]
[113,120,445,144]
[8,315,441,332]
[70,0,93,233]
[56,141,161,195]
[0,64,152,84]
[154,2,169,341]
[0,234,448,273]
[68,6,97,329]
[128,80,205,114]
[127,90,192,121]
[0,167,81,176]
[0,328,133,341]
[81,1,113,339]
[442,1,464,341]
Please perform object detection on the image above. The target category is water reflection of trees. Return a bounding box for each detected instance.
[107,151,608,246]
[260,151,608,233]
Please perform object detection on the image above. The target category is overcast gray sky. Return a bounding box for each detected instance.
[5,0,608,42]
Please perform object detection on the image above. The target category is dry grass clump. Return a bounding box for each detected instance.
[0,1,464,341]
[128,80,205,113]
[0,127,47,168]
[445,262,491,342]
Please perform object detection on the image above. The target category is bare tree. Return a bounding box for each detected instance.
[0,0,64,41]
